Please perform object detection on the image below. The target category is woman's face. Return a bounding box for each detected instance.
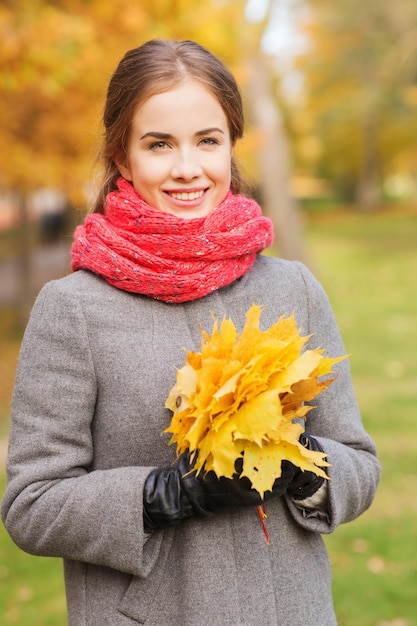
[117,80,233,219]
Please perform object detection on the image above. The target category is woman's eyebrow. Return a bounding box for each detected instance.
[195,127,224,136]
[140,127,225,141]
[140,131,173,140]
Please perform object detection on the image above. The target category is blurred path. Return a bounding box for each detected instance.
[0,244,71,466]
[0,241,71,306]
[0,438,7,469]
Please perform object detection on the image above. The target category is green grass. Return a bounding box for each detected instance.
[0,205,416,625]
[0,475,67,625]
[307,207,417,626]
[0,312,68,624]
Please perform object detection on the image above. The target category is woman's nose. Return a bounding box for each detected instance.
[171,148,203,181]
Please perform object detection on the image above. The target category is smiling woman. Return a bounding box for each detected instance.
[93,39,245,216]
[1,38,380,626]
[116,81,233,219]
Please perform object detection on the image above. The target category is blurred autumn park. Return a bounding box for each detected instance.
[1,0,417,624]
[1,0,417,315]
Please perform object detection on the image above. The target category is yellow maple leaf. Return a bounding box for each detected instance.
[165,304,346,498]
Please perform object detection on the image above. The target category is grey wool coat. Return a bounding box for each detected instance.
[2,255,380,626]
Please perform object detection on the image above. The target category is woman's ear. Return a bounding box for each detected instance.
[114,154,132,181]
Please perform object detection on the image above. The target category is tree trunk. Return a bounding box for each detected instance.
[248,56,312,267]
[16,191,31,330]
[357,111,380,211]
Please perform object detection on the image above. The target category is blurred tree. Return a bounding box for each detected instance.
[248,54,311,264]
[286,0,417,208]
[0,0,254,205]
[0,0,259,327]
[0,0,309,322]
[0,0,313,271]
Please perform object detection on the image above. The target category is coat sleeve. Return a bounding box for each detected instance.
[285,262,381,533]
[1,281,162,577]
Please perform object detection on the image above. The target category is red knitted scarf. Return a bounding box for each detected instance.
[71,177,274,303]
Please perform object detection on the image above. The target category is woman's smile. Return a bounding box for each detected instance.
[167,189,205,202]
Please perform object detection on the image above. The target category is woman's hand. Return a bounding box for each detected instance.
[143,433,327,531]
[143,451,297,532]
[286,433,327,500]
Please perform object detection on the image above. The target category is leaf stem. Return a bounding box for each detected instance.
[256,504,270,545]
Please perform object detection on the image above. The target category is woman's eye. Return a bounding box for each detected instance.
[149,141,170,151]
[200,137,219,146]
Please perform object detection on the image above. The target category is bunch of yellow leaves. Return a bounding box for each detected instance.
[165,304,346,498]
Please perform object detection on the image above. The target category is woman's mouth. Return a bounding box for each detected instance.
[168,190,205,201]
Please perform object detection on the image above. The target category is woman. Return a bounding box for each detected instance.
[2,39,380,625]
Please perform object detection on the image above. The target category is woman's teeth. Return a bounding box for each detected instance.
[170,190,204,201]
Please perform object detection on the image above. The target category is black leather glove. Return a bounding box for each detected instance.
[287,433,327,501]
[143,452,298,532]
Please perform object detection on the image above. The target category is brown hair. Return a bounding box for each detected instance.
[92,39,245,213]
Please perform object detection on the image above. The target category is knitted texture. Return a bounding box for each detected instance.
[71,177,274,303]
